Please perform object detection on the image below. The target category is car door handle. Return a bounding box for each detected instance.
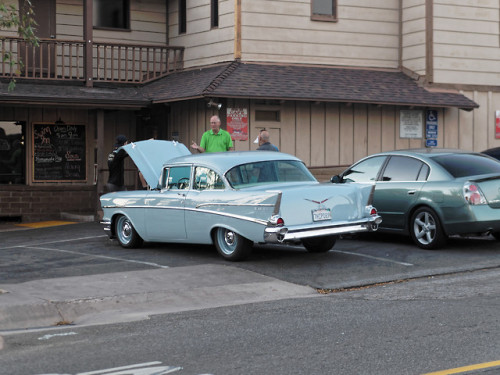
[408,190,416,195]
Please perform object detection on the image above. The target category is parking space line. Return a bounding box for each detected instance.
[332,250,414,266]
[421,359,500,374]
[0,235,108,250]
[22,245,169,269]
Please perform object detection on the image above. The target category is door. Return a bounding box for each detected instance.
[373,156,429,230]
[144,166,191,241]
[19,0,56,77]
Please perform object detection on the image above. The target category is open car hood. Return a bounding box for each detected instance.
[122,140,191,188]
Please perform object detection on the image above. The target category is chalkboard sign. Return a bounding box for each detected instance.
[33,123,86,181]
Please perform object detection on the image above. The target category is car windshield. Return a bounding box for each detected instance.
[432,153,500,178]
[226,160,316,188]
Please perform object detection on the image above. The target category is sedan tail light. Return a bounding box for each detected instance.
[463,182,487,205]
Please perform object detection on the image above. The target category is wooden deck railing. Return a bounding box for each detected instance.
[0,37,184,84]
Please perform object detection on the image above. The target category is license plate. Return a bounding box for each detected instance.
[312,208,331,222]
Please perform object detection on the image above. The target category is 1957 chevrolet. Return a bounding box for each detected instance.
[100,140,381,260]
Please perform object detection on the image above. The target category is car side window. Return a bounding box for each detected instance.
[382,156,428,182]
[194,167,224,191]
[343,156,386,183]
[166,166,191,190]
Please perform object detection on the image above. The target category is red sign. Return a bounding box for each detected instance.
[496,110,500,139]
[227,108,248,141]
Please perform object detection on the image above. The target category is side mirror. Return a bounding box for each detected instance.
[330,175,342,183]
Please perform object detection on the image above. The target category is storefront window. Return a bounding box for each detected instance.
[0,121,25,184]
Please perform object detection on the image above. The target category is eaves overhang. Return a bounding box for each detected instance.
[146,61,479,111]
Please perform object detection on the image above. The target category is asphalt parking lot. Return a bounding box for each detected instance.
[0,221,498,331]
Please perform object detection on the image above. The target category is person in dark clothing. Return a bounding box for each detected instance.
[256,130,279,151]
[106,135,129,192]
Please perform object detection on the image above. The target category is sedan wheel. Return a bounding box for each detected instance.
[302,235,337,253]
[213,227,252,261]
[115,215,143,248]
[410,207,446,250]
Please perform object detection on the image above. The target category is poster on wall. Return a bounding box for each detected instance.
[496,110,500,139]
[400,110,423,139]
[226,108,248,141]
[33,122,86,181]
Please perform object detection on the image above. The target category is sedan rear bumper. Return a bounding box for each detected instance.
[264,215,382,243]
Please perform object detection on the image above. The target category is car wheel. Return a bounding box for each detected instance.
[213,227,252,261]
[410,207,446,250]
[115,215,143,248]
[302,235,337,253]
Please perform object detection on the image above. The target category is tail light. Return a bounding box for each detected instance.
[463,182,486,205]
[269,215,285,227]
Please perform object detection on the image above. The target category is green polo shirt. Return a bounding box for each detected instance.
[200,128,233,152]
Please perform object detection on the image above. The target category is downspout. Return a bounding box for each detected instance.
[234,0,241,60]
[84,0,93,87]
[425,0,434,84]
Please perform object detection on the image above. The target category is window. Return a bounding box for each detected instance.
[311,0,337,22]
[194,167,224,190]
[0,121,25,184]
[93,0,130,29]
[226,160,315,188]
[342,156,386,183]
[255,110,280,122]
[382,156,428,182]
[179,0,187,34]
[211,0,219,28]
[164,166,191,190]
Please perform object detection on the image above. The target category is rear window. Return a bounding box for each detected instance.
[226,160,316,188]
[432,153,500,178]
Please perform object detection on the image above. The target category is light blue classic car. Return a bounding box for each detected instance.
[100,140,381,260]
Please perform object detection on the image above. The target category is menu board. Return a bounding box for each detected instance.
[33,123,86,181]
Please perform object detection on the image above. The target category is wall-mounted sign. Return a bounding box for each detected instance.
[400,110,423,138]
[33,123,86,181]
[496,110,500,139]
[425,109,438,147]
[227,108,248,141]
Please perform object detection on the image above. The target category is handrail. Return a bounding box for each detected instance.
[0,37,184,84]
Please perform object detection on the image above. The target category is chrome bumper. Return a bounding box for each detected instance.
[100,220,113,238]
[264,215,382,243]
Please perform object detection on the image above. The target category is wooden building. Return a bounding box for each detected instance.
[0,0,498,222]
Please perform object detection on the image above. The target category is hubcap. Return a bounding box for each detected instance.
[414,212,436,245]
[218,228,237,255]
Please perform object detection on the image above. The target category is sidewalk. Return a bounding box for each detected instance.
[0,264,318,333]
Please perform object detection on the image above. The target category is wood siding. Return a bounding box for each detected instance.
[57,0,168,45]
[168,0,235,67]
[168,93,500,177]
[402,0,426,75]
[240,0,400,68]
[432,0,500,86]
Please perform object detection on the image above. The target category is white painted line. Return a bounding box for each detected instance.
[76,362,182,375]
[332,250,414,266]
[38,332,78,340]
[0,235,108,250]
[22,246,169,269]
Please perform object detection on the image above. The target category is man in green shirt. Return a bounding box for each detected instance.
[191,115,234,153]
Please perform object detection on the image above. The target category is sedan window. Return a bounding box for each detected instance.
[194,167,224,190]
[432,153,500,178]
[382,156,428,182]
[342,156,386,183]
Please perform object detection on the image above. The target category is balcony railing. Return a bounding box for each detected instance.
[0,37,184,84]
